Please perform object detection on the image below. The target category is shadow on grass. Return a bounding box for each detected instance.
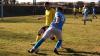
[34,49,84,56]
[0,50,24,56]
[26,49,48,56]
[0,50,40,56]
[35,52,48,56]
[0,17,44,23]
[0,30,33,41]
[27,48,100,56]
[59,48,100,56]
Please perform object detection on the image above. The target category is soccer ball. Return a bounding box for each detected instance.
[50,37,55,40]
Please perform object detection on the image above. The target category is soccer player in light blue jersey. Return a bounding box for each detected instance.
[83,6,92,25]
[28,7,66,55]
[92,7,97,19]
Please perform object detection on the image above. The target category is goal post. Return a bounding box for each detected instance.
[33,0,36,15]
[0,0,3,20]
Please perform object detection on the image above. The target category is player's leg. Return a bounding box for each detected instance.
[74,12,78,19]
[53,29,62,54]
[34,34,41,44]
[79,12,83,17]
[35,29,44,43]
[86,15,92,22]
[31,26,49,45]
[94,14,97,19]
[73,12,76,19]
[92,13,97,19]
[31,28,44,45]
[92,14,95,19]
[83,15,87,25]
[84,20,86,25]
[28,27,53,53]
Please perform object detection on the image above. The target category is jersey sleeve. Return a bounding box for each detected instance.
[55,12,60,18]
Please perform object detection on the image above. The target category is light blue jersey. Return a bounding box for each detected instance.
[83,8,89,16]
[93,8,96,14]
[50,11,65,30]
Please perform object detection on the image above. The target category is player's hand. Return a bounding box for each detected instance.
[37,17,42,20]
[55,22,58,28]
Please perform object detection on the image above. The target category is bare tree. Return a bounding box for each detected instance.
[3,0,16,5]
[98,0,100,7]
[4,0,9,5]
[76,1,84,7]
[89,2,95,7]
[10,0,16,5]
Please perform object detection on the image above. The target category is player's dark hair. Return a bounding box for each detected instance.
[56,7,63,12]
[44,2,50,5]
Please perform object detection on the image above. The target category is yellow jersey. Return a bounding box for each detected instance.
[79,8,82,12]
[45,8,55,26]
[73,8,78,12]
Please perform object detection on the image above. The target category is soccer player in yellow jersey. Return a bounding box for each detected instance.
[73,6,78,19]
[31,2,55,45]
[78,7,83,16]
[45,6,55,26]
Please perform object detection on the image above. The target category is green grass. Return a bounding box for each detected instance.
[0,15,100,56]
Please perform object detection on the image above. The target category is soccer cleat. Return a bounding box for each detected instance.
[28,49,35,53]
[54,49,59,55]
[28,49,39,54]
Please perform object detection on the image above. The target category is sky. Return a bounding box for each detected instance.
[17,0,99,3]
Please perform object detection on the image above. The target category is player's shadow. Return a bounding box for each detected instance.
[59,48,100,56]
[35,52,48,56]
[41,48,84,56]
[34,49,50,56]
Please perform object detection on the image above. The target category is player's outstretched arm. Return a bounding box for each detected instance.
[37,16,45,20]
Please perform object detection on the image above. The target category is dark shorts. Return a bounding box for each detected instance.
[73,12,77,15]
[37,26,49,36]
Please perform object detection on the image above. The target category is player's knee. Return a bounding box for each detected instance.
[38,34,41,36]
[58,40,62,42]
[42,38,46,41]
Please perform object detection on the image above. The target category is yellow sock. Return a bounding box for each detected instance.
[35,35,41,42]
[54,36,57,41]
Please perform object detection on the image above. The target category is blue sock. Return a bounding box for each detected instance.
[33,38,45,49]
[55,40,62,49]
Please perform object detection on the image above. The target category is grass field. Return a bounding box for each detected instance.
[0,15,100,56]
